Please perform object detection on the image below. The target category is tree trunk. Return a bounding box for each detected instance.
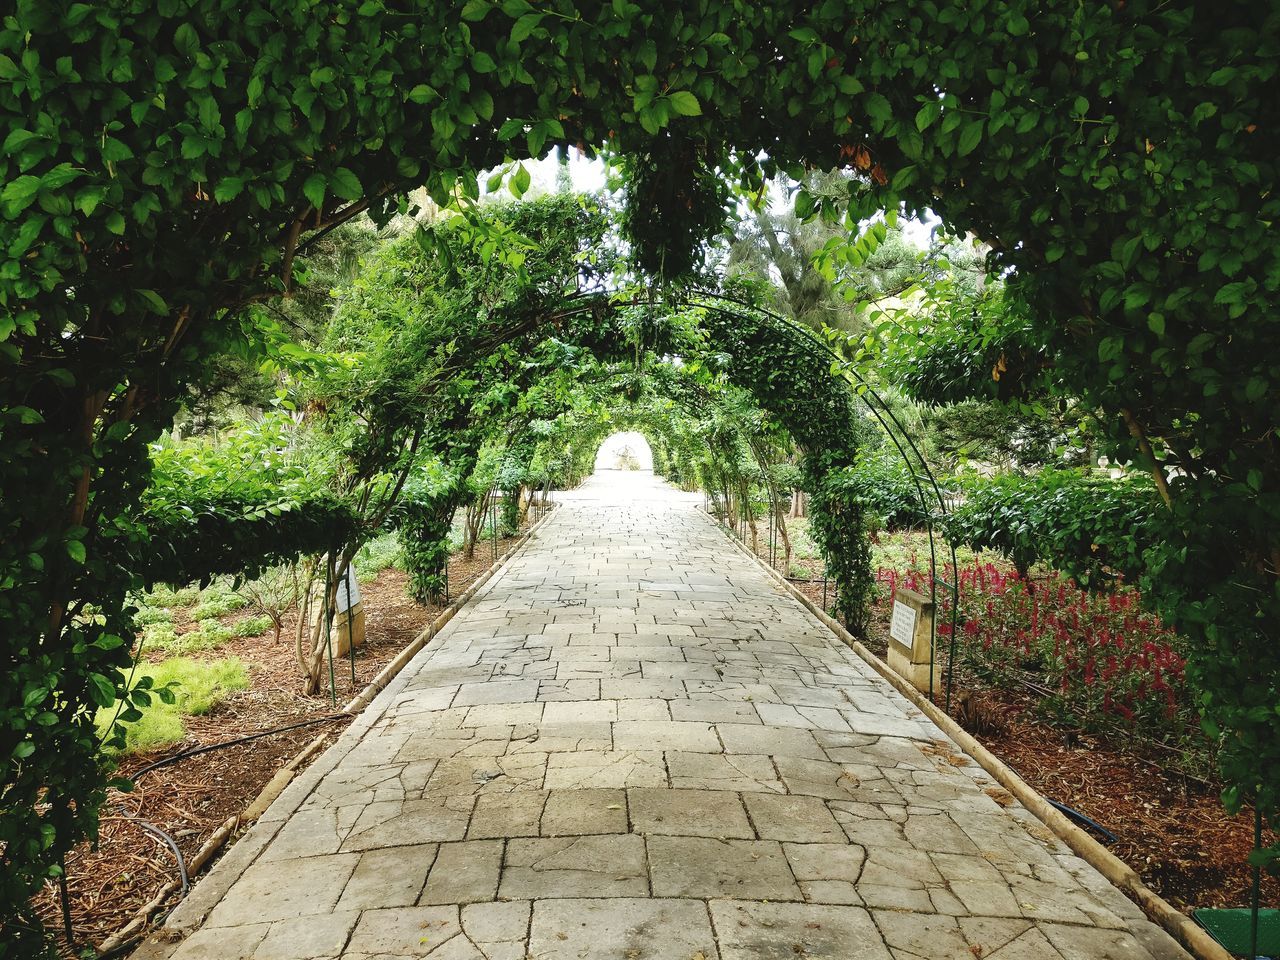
[776,510,793,573]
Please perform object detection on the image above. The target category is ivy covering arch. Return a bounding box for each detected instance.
[2,0,1278,947]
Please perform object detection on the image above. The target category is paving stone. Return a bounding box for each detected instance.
[461,900,531,960]
[716,722,826,759]
[338,844,436,909]
[343,797,475,851]
[171,923,269,960]
[204,854,358,927]
[648,836,801,900]
[540,788,627,836]
[541,699,616,723]
[543,750,666,789]
[628,787,752,838]
[710,901,893,959]
[871,910,968,959]
[666,752,785,793]
[783,842,866,904]
[612,719,721,752]
[420,840,503,904]
[346,905,464,955]
[468,791,547,839]
[501,835,648,898]
[742,792,844,842]
[253,911,359,959]
[529,898,718,960]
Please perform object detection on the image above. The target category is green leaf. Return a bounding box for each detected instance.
[1,175,41,214]
[510,162,532,197]
[864,92,892,127]
[957,119,984,156]
[408,84,435,104]
[511,12,543,42]
[915,100,941,131]
[86,673,117,708]
[66,540,86,564]
[302,173,326,210]
[173,23,199,58]
[329,167,363,201]
[461,0,490,19]
[137,290,169,315]
[667,91,701,117]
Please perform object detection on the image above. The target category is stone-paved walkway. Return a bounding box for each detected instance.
[143,472,1188,960]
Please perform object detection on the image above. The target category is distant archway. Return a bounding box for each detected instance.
[593,431,654,472]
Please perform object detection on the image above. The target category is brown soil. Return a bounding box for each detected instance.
[777,549,1279,917]
[32,528,529,956]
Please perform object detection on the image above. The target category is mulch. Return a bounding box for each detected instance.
[31,531,525,957]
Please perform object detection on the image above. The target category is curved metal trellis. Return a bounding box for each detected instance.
[682,291,963,710]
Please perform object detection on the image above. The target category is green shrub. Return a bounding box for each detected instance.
[96,657,249,754]
[232,614,273,638]
[145,584,200,608]
[144,618,238,655]
[943,470,1163,585]
[190,587,247,620]
[846,452,932,530]
[132,605,173,626]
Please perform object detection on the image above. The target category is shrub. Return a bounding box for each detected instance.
[231,614,273,638]
[881,561,1198,752]
[145,584,200,608]
[131,605,173,627]
[189,586,247,621]
[942,470,1163,585]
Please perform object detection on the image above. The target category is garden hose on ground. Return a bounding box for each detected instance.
[1046,797,1119,845]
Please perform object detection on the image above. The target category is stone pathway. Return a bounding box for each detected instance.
[142,472,1188,960]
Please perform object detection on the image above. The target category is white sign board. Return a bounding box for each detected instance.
[889,600,917,650]
[337,565,361,613]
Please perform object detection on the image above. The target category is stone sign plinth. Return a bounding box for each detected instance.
[886,587,935,693]
[333,565,366,658]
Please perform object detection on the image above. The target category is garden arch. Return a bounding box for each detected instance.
[2,1,1277,946]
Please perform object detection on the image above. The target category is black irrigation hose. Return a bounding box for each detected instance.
[130,712,349,781]
[1046,797,1119,845]
[123,815,190,897]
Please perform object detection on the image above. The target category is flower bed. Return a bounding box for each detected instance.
[879,561,1201,757]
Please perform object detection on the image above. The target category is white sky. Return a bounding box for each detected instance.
[523,149,940,249]
[594,431,654,470]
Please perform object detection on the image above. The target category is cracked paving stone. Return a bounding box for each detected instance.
[543,750,666,789]
[710,901,892,960]
[529,899,718,960]
[500,835,648,898]
[648,836,801,900]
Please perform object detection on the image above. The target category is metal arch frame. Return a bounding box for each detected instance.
[677,290,963,711]
[506,286,963,707]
